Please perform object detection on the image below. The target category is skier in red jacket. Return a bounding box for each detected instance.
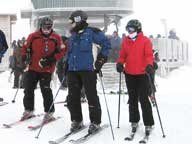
[116,19,154,136]
[20,17,66,122]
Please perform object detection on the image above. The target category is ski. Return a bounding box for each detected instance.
[3,113,44,128]
[0,102,8,106]
[69,124,109,144]
[48,125,87,144]
[139,135,149,144]
[28,116,61,130]
[124,132,136,141]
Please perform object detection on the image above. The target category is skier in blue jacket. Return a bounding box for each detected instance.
[0,29,8,63]
[66,10,111,134]
[0,29,8,102]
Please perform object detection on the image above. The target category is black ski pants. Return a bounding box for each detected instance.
[125,74,154,126]
[67,71,101,124]
[23,70,55,113]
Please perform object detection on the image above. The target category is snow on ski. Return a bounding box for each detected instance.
[3,113,44,128]
[48,125,87,144]
[69,124,109,144]
[0,102,8,106]
[28,116,61,130]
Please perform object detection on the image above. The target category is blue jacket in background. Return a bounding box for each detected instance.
[0,30,8,58]
[67,27,111,71]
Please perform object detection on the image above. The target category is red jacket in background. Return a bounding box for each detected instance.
[21,30,67,73]
[118,32,153,75]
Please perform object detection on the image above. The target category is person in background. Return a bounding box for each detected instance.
[20,17,66,122]
[66,10,111,134]
[11,40,17,49]
[116,19,154,136]
[108,31,121,62]
[12,40,25,88]
[0,29,8,63]
[156,34,161,39]
[168,28,179,40]
[0,29,8,101]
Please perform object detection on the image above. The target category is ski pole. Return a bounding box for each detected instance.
[117,72,121,128]
[12,75,21,103]
[147,73,166,138]
[98,70,115,140]
[35,75,66,139]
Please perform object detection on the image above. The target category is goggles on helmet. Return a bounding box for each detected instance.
[127,27,136,33]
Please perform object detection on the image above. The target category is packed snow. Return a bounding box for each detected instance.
[1,63,192,144]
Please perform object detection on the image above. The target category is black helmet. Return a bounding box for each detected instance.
[69,10,88,24]
[40,17,53,28]
[126,19,142,33]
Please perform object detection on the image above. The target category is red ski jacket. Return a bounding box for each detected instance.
[118,32,153,75]
[21,30,67,73]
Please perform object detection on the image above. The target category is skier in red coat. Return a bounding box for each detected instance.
[116,19,154,136]
[20,17,66,122]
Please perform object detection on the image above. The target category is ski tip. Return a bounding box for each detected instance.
[48,141,58,144]
[28,126,33,129]
[3,124,11,128]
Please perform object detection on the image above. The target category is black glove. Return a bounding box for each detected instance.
[145,64,154,75]
[0,57,2,63]
[116,63,124,73]
[94,53,107,73]
[39,56,56,68]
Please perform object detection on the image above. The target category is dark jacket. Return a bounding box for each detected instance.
[67,27,111,71]
[0,30,8,58]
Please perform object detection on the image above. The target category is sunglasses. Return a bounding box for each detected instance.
[126,27,136,33]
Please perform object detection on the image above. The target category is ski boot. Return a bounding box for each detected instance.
[20,110,34,121]
[70,120,83,132]
[88,123,100,134]
[42,112,55,124]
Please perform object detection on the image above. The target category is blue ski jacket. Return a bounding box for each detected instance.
[67,27,111,71]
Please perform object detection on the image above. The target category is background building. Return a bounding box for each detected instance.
[21,0,133,35]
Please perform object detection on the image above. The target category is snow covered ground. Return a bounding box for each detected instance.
[1,63,192,144]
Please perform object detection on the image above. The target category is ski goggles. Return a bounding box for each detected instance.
[68,16,82,24]
[126,27,136,33]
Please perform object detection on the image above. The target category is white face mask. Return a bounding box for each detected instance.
[128,32,137,39]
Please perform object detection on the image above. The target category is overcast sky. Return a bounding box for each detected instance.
[0,0,191,43]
